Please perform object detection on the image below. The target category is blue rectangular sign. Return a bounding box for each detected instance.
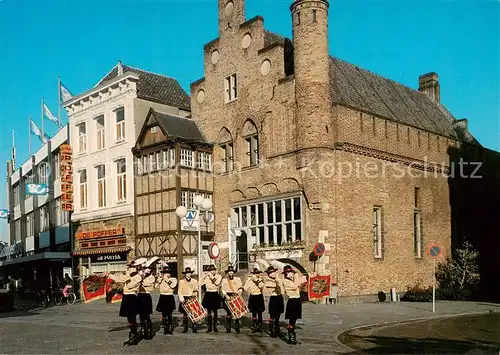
[25,183,49,196]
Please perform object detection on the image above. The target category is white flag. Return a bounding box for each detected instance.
[60,82,73,102]
[43,103,60,127]
[30,120,48,144]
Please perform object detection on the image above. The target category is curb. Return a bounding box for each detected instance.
[333,309,497,354]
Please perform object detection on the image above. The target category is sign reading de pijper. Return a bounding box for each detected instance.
[90,253,127,263]
[60,144,73,211]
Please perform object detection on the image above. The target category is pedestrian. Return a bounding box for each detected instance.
[108,258,145,346]
[264,265,284,338]
[155,266,177,335]
[136,264,155,340]
[178,267,199,333]
[201,264,222,333]
[243,268,265,333]
[282,265,303,345]
[221,265,243,333]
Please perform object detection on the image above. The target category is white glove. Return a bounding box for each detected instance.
[179,296,185,303]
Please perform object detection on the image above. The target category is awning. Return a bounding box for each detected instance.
[0,252,70,267]
[72,246,131,256]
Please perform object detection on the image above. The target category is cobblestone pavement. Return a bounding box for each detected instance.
[0,296,497,354]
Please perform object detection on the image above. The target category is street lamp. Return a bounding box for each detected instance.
[175,195,213,301]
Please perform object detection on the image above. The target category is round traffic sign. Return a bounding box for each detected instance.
[208,242,220,259]
[313,243,326,257]
[427,243,444,259]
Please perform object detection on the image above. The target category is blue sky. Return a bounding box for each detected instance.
[0,0,498,241]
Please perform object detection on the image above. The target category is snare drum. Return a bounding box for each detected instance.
[225,295,249,319]
[182,297,207,324]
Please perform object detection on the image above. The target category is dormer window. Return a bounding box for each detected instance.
[224,73,238,103]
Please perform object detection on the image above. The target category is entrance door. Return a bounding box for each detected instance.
[237,231,248,271]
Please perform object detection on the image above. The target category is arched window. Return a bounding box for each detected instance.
[242,120,259,167]
[218,127,234,173]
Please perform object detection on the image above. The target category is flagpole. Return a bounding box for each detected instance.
[41,97,44,138]
[58,76,61,127]
[28,116,31,156]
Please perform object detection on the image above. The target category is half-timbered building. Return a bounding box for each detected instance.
[133,108,214,277]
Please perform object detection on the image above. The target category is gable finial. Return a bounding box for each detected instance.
[117,60,123,76]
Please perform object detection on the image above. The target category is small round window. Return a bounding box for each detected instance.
[242,33,252,49]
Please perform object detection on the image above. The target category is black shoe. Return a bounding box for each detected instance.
[140,322,147,340]
[251,320,258,333]
[213,317,218,333]
[206,315,213,333]
[146,320,153,340]
[269,320,276,338]
[257,319,263,333]
[182,318,188,333]
[163,319,168,335]
[235,319,240,334]
[167,318,173,335]
[226,317,232,333]
[288,328,297,345]
[124,332,138,346]
[192,323,197,333]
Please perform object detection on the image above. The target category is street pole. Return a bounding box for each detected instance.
[197,207,202,302]
[432,259,436,313]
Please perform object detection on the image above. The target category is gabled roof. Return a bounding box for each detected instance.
[329,57,458,138]
[97,63,191,111]
[263,31,463,140]
[136,108,206,147]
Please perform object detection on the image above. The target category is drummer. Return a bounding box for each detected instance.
[155,266,177,335]
[243,268,265,333]
[108,258,145,346]
[264,265,284,338]
[221,265,243,333]
[201,265,222,333]
[137,264,156,340]
[282,265,303,345]
[178,267,199,333]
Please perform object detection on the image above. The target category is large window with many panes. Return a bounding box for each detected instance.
[233,196,302,247]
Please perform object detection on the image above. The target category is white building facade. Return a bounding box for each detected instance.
[64,62,190,277]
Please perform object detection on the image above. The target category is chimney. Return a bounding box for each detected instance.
[454,118,469,136]
[418,72,440,103]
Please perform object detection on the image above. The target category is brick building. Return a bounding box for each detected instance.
[190,0,478,297]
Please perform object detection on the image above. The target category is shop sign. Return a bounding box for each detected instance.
[264,249,303,259]
[76,227,125,240]
[25,183,49,195]
[60,144,73,211]
[90,253,127,263]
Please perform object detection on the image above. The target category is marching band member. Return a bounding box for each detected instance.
[201,264,222,333]
[264,266,284,338]
[155,266,177,335]
[137,265,156,340]
[178,267,199,333]
[221,265,243,333]
[244,268,265,333]
[108,258,144,346]
[282,265,303,345]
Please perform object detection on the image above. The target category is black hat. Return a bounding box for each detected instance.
[182,267,193,274]
[225,265,236,273]
[250,268,262,275]
[266,266,278,274]
[282,265,296,274]
[208,264,216,271]
[160,266,171,274]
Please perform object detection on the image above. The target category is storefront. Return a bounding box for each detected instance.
[73,226,131,276]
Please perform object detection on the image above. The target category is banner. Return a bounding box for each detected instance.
[82,275,107,303]
[308,275,331,300]
[105,278,123,304]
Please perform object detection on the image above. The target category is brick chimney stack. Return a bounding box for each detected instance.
[418,72,440,103]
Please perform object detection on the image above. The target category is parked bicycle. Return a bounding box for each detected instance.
[54,285,76,305]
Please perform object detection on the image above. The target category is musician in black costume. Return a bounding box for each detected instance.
[220,265,243,333]
[264,265,284,338]
[155,266,177,334]
[201,264,222,332]
[136,265,155,340]
[243,268,265,333]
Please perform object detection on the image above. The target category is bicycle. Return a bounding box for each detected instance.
[33,289,50,308]
[54,286,76,305]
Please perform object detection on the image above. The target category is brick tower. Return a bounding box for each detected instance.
[218,0,246,36]
[291,0,332,149]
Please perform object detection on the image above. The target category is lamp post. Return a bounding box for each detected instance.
[175,195,213,301]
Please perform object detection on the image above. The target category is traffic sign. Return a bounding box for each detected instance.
[427,243,444,259]
[208,242,220,259]
[186,210,197,220]
[313,242,326,257]
[181,210,199,231]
